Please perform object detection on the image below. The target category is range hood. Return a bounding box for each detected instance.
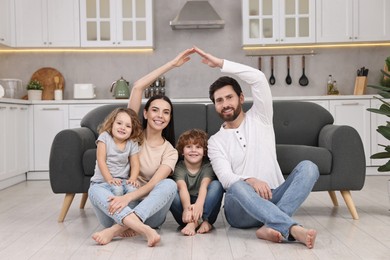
[170,1,225,29]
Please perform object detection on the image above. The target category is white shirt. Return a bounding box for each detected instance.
[208,60,285,190]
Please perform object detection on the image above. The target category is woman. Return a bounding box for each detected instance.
[88,48,196,247]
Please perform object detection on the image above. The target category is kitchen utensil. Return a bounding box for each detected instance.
[54,76,60,89]
[111,77,130,99]
[285,56,292,85]
[269,56,275,85]
[299,56,309,86]
[0,79,23,99]
[31,67,64,100]
[258,57,262,71]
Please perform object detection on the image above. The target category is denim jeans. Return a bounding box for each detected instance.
[88,178,177,228]
[110,181,134,196]
[224,160,319,239]
[170,180,224,226]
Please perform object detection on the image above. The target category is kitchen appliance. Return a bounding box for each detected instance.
[0,79,23,99]
[73,84,96,99]
[110,77,130,99]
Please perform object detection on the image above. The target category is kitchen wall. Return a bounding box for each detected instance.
[0,0,388,100]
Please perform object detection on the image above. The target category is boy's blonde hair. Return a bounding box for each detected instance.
[176,129,208,156]
[98,107,144,145]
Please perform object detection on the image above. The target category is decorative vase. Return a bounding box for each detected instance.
[27,90,43,100]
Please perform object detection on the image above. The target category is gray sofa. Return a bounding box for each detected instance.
[49,100,366,222]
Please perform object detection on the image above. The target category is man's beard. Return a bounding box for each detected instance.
[218,105,242,122]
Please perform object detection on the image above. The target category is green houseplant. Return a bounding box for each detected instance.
[27,80,43,100]
[367,58,390,171]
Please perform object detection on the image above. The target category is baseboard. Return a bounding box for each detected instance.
[0,174,27,191]
[27,171,49,180]
[366,166,390,176]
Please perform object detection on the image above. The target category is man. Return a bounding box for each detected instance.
[194,47,319,249]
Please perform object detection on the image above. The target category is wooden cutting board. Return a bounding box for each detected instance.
[30,67,65,100]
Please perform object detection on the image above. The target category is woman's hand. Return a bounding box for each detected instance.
[107,195,131,215]
[194,46,223,68]
[171,48,196,68]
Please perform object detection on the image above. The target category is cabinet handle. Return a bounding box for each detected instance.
[0,106,6,109]
[341,102,359,106]
[41,107,61,111]
[10,107,18,110]
[20,107,28,110]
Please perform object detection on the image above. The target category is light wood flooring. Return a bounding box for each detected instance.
[0,175,389,260]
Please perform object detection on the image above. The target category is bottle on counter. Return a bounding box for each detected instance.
[327,75,334,95]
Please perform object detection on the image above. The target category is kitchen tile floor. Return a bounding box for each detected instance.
[0,175,389,260]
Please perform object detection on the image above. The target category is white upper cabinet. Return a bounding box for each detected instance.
[0,0,16,46]
[316,0,390,43]
[242,0,315,45]
[15,0,80,47]
[80,0,153,47]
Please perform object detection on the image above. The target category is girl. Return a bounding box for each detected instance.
[90,108,143,197]
[170,129,224,236]
[88,48,195,247]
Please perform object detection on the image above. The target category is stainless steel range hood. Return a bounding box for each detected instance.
[170,1,225,29]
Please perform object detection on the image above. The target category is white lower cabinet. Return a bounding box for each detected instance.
[32,105,69,171]
[69,104,106,128]
[329,99,371,166]
[0,104,29,182]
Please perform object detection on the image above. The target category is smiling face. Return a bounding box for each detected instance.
[182,142,205,165]
[111,111,132,142]
[143,98,172,132]
[214,85,244,122]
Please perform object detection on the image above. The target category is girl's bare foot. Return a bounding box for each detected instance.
[290,225,317,249]
[119,228,138,237]
[197,221,213,234]
[181,222,198,236]
[255,226,283,243]
[123,213,161,247]
[92,224,127,245]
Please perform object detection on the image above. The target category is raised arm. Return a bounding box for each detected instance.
[194,47,224,69]
[128,48,196,113]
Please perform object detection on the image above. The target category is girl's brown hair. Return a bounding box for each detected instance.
[98,107,144,145]
[176,129,208,156]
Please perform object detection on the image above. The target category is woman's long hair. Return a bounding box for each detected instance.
[143,95,175,146]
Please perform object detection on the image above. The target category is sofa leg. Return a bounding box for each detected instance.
[58,193,75,222]
[328,191,339,206]
[340,190,359,220]
[80,193,88,209]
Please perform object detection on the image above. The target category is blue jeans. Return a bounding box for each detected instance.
[88,179,177,229]
[170,180,224,226]
[224,160,319,239]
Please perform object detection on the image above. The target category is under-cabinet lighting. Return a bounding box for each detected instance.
[243,42,390,51]
[0,48,154,53]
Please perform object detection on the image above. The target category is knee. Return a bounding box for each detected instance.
[299,160,319,180]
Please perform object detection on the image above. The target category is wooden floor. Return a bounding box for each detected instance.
[0,175,389,260]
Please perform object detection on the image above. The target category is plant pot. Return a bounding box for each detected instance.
[27,90,43,100]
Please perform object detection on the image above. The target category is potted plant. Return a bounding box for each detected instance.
[367,57,390,171]
[27,80,43,100]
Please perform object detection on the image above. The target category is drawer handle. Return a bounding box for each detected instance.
[341,102,359,106]
[42,108,61,111]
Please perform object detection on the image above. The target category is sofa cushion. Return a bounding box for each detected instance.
[276,144,332,175]
[83,148,97,177]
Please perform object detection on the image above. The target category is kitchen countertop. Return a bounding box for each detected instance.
[0,94,380,105]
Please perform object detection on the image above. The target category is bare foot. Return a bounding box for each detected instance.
[123,213,161,247]
[290,225,317,249]
[197,221,213,234]
[92,227,116,245]
[255,226,283,243]
[181,222,198,236]
[119,228,138,238]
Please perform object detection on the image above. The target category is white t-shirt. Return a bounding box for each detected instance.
[208,60,285,190]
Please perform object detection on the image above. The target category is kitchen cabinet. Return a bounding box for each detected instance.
[14,0,80,47]
[69,104,106,128]
[0,104,29,181]
[242,0,315,45]
[0,0,16,46]
[80,0,153,47]
[316,0,390,43]
[32,105,68,171]
[329,99,371,166]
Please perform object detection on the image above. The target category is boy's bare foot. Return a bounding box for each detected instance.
[119,228,138,237]
[290,225,317,249]
[255,226,283,243]
[123,213,161,247]
[181,222,198,236]
[197,221,213,234]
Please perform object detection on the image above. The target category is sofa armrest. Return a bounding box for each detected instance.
[318,124,366,191]
[49,127,96,194]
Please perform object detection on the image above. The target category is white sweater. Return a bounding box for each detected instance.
[208,60,285,190]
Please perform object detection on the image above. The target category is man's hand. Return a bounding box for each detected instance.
[245,178,272,200]
[194,47,224,68]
